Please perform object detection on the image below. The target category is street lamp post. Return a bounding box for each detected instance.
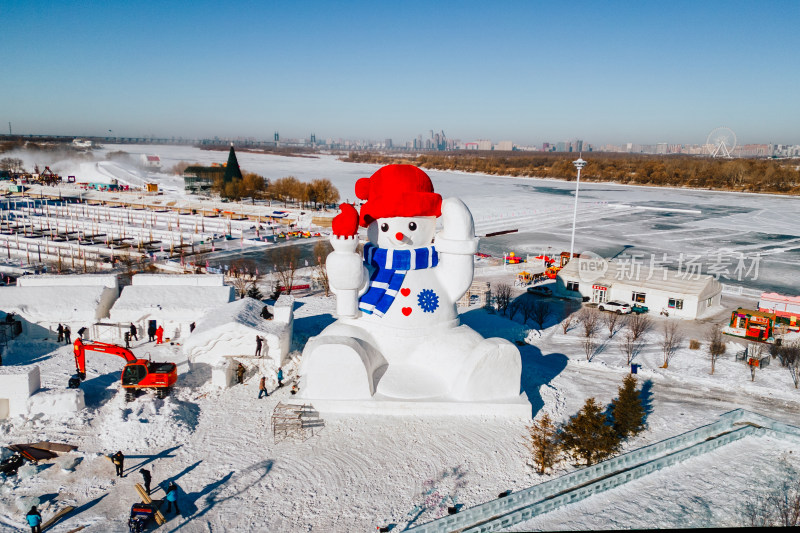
[569,157,587,262]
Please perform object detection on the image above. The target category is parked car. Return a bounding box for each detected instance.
[598,301,632,314]
[631,303,649,314]
[527,286,553,297]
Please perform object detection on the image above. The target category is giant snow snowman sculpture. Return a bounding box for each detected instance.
[300,165,527,413]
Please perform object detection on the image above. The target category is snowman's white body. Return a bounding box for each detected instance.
[299,198,523,403]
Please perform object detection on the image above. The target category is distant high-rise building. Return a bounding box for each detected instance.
[556,141,566,152]
[385,138,392,148]
[542,142,551,151]
[495,140,513,151]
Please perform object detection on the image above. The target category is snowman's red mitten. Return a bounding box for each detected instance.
[332,203,359,238]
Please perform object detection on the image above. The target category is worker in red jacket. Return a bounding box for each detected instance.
[155,325,164,345]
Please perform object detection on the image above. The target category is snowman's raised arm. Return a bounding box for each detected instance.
[434,197,479,301]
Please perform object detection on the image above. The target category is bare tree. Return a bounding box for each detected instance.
[660,320,684,369]
[707,325,727,375]
[529,300,553,330]
[603,312,623,338]
[747,342,766,381]
[617,328,644,365]
[775,341,800,388]
[495,283,512,315]
[313,240,332,297]
[580,308,600,339]
[508,298,522,321]
[627,313,652,341]
[560,301,581,334]
[272,246,301,295]
[583,337,598,361]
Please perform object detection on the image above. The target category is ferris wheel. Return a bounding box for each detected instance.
[706,127,737,158]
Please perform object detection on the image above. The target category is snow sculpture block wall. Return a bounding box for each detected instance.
[0,365,40,419]
[17,274,119,290]
[131,274,225,286]
[211,360,237,389]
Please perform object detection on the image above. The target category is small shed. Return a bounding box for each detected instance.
[727,308,775,341]
[758,292,800,327]
[555,259,723,320]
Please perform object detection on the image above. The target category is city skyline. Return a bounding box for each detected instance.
[2,1,798,146]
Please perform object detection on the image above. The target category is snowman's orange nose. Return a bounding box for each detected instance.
[395,232,405,241]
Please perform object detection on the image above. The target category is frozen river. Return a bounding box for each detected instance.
[32,145,800,294]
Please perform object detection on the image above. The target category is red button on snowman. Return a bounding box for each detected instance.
[300,165,522,404]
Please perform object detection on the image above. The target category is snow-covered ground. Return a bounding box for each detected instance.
[1,145,799,531]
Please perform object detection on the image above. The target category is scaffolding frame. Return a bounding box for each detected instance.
[271,402,324,443]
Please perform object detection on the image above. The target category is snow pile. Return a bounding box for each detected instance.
[0,365,40,419]
[93,394,200,452]
[27,388,85,417]
[184,295,294,369]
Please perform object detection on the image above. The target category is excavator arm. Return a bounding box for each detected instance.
[73,339,137,380]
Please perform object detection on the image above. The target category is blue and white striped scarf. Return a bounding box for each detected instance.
[359,242,438,316]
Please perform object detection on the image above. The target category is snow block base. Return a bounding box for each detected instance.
[27,388,85,416]
[295,393,532,419]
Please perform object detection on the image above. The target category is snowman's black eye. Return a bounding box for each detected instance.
[380,223,389,232]
[408,222,417,231]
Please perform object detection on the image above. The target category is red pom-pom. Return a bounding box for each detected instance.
[332,203,359,237]
[355,177,370,200]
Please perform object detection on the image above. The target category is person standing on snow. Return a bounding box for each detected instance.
[140,468,152,495]
[111,450,125,477]
[236,363,246,384]
[124,331,131,349]
[258,376,268,398]
[277,367,284,387]
[165,482,180,515]
[147,323,156,342]
[56,323,64,343]
[155,325,164,345]
[63,325,71,344]
[255,335,263,357]
[130,323,138,341]
[26,506,42,533]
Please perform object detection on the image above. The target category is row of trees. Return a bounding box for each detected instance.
[343,152,800,194]
[172,159,341,208]
[529,374,646,472]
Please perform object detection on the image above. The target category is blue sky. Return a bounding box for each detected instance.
[1,0,798,146]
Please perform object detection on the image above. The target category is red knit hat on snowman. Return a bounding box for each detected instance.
[356,165,442,227]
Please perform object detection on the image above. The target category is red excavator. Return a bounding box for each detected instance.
[71,339,178,401]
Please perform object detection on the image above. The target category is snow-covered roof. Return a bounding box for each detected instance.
[0,286,117,323]
[109,284,235,323]
[559,260,722,298]
[760,292,800,304]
